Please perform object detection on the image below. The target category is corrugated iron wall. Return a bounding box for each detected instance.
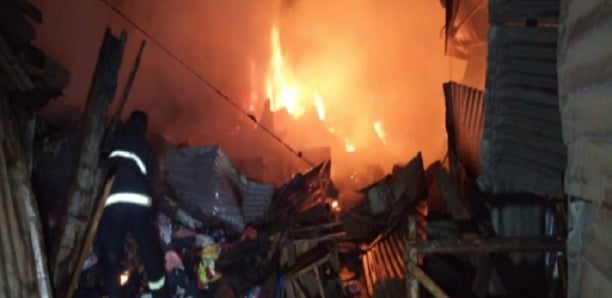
[443,81,485,175]
[478,0,566,198]
[558,0,612,296]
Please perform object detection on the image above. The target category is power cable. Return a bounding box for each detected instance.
[100,0,315,167]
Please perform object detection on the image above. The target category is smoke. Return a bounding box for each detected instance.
[35,0,456,184]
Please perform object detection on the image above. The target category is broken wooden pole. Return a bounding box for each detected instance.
[106,39,146,142]
[407,236,565,254]
[66,177,114,298]
[51,28,126,297]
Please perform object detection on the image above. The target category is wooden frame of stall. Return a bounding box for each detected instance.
[399,168,566,298]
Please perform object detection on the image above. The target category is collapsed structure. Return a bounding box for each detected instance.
[1,0,612,297]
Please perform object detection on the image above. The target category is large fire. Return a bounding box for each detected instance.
[264,25,387,153]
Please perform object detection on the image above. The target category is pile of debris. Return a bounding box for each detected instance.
[74,143,343,298]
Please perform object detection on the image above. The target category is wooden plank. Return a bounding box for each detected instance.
[405,261,449,298]
[408,236,565,254]
[50,29,127,297]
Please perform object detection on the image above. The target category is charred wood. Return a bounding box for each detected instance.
[51,29,126,297]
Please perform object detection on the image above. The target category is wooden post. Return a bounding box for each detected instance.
[51,29,126,297]
[408,236,566,254]
[406,215,420,298]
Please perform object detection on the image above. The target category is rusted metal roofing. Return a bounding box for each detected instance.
[361,201,427,298]
[363,232,407,297]
[558,0,612,296]
[444,81,485,175]
[478,4,566,197]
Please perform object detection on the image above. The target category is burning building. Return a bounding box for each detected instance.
[0,0,611,297]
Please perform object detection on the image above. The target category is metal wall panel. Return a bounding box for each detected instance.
[558,0,612,297]
[479,14,566,197]
[490,0,560,24]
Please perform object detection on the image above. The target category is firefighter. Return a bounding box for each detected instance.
[97,110,168,298]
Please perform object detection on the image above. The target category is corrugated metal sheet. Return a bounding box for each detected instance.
[558,0,612,296]
[241,180,274,223]
[478,4,567,197]
[363,233,407,298]
[443,81,485,175]
[166,146,246,232]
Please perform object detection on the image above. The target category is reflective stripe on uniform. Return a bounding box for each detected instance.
[148,275,166,291]
[105,193,152,207]
[109,150,148,175]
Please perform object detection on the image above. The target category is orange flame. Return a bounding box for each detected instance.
[373,121,387,144]
[266,26,307,118]
[266,24,371,154]
[314,92,325,121]
[345,140,356,153]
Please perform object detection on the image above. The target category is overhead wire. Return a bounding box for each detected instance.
[100,0,315,167]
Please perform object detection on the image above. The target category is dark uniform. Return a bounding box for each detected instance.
[97,111,168,298]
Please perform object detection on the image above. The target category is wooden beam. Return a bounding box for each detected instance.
[407,236,565,254]
[51,29,126,297]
